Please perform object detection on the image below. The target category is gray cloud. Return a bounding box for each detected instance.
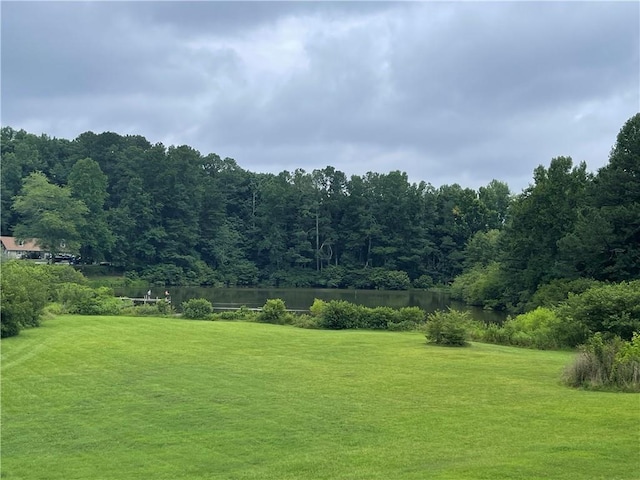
[2,1,638,193]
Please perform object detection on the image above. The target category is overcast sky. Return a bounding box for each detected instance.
[2,1,638,193]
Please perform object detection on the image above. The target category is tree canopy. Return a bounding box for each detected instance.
[2,114,638,305]
[11,171,88,257]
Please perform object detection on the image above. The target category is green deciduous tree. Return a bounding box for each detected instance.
[463,229,501,269]
[478,179,512,229]
[12,172,88,257]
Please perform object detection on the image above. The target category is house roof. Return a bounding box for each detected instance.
[0,236,42,252]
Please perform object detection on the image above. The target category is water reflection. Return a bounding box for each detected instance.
[116,286,507,324]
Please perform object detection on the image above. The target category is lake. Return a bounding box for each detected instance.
[115,286,507,324]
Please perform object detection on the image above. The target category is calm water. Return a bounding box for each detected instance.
[115,286,507,324]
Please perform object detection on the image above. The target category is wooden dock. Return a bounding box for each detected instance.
[119,297,171,305]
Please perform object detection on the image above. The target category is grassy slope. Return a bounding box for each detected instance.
[2,316,638,480]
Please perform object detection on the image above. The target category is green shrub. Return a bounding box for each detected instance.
[613,332,640,389]
[155,299,172,315]
[563,333,640,392]
[289,314,321,329]
[43,302,65,317]
[371,269,411,290]
[181,298,213,320]
[319,266,347,288]
[387,320,419,331]
[342,269,375,289]
[528,278,601,309]
[550,313,591,348]
[472,307,589,350]
[257,299,288,324]
[142,263,187,286]
[503,308,563,349]
[56,283,83,311]
[470,307,588,349]
[425,309,471,346]
[56,283,123,315]
[90,289,122,316]
[120,304,160,317]
[450,263,506,309]
[311,300,425,332]
[94,296,122,316]
[213,306,259,322]
[398,306,426,325]
[48,264,88,287]
[413,274,434,289]
[385,307,425,331]
[365,306,399,330]
[234,260,260,287]
[309,298,327,318]
[319,300,364,329]
[472,322,512,345]
[558,281,640,340]
[120,300,176,317]
[1,261,51,337]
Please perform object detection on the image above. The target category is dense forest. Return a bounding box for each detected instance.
[2,114,638,311]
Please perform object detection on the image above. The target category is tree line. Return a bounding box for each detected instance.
[1,125,511,288]
[451,114,639,311]
[1,114,638,311]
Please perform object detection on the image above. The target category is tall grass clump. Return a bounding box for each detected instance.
[563,333,640,392]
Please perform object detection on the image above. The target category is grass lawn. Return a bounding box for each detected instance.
[2,316,638,480]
